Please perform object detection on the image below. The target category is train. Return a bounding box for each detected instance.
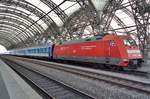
[8,34,143,69]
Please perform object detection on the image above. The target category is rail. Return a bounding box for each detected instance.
[3,58,95,99]
[2,56,150,95]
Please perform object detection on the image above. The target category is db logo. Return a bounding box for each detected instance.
[110,40,116,47]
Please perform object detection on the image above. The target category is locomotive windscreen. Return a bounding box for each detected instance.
[123,39,137,46]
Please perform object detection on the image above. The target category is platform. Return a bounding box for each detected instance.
[0,59,43,99]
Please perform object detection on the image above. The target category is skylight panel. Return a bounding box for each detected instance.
[20,25,26,29]
[91,0,108,11]
[52,0,64,5]
[48,11,63,27]
[64,3,80,16]
[60,1,77,10]
[15,7,31,15]
[25,0,51,13]
[29,14,39,21]
[37,20,48,30]
[34,2,51,13]
[25,0,41,6]
[110,19,122,29]
[115,10,135,26]
[122,0,129,4]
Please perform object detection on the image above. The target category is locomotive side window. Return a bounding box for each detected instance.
[110,40,116,47]
[86,38,91,41]
[124,39,137,46]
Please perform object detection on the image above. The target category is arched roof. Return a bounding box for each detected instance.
[0,0,149,50]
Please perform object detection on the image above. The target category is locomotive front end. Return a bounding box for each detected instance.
[127,49,143,68]
[123,38,143,69]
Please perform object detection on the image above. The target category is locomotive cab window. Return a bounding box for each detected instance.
[124,39,137,46]
[86,38,91,41]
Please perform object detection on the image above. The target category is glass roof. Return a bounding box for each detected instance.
[0,0,140,30]
[0,0,149,49]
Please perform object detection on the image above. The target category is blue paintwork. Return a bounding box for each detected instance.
[9,44,53,60]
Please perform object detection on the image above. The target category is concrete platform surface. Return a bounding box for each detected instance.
[0,59,43,99]
[0,72,9,99]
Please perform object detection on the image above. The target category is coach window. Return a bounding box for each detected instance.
[35,49,37,53]
[40,48,42,53]
[42,48,44,53]
[42,48,43,53]
[39,48,42,53]
[41,48,43,53]
[37,49,39,53]
[34,49,36,53]
[43,48,45,53]
[29,49,31,53]
[44,48,46,53]
[46,48,48,53]
[43,48,44,53]
[39,48,41,53]
[38,48,40,53]
[45,48,48,53]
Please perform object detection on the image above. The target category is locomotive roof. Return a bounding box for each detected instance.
[61,35,104,45]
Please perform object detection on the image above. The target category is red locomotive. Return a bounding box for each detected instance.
[54,34,143,69]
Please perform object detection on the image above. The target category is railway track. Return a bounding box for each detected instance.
[120,69,150,78]
[5,55,149,78]
[3,59,94,99]
[62,62,150,78]
[6,56,150,95]
[57,60,150,78]
[29,56,150,78]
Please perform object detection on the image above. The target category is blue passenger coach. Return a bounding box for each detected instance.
[9,44,53,60]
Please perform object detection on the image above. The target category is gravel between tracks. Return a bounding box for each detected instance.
[11,59,150,99]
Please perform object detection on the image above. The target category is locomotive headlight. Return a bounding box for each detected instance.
[123,59,128,61]
[127,50,141,54]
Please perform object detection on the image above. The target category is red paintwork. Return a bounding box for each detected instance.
[53,34,143,67]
